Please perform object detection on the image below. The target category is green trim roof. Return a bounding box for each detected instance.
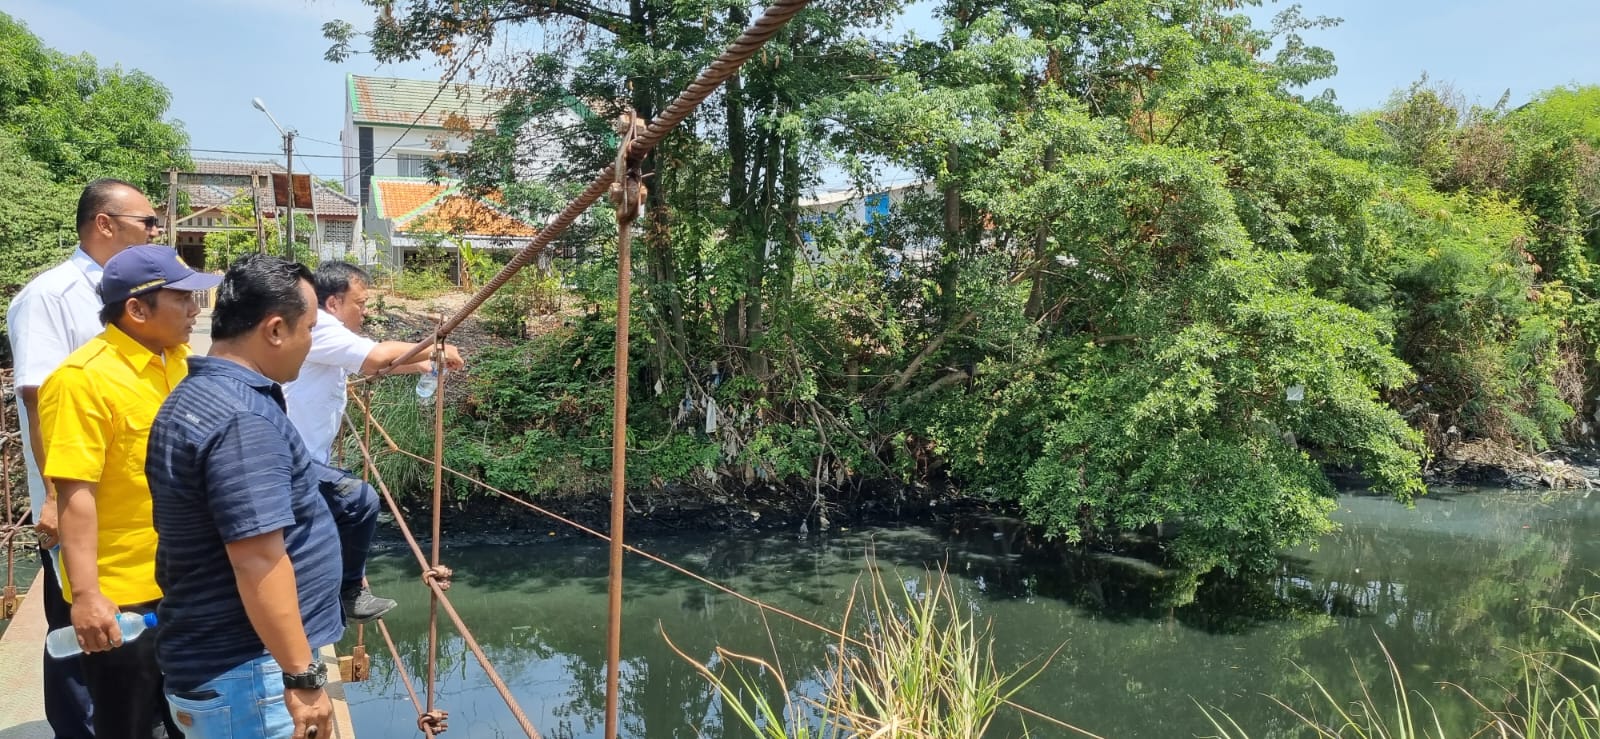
[348,75,505,129]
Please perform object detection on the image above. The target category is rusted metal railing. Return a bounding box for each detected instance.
[602,121,644,739]
[3,370,21,620]
[347,412,537,737]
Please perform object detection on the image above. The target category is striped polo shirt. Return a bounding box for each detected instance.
[147,356,344,691]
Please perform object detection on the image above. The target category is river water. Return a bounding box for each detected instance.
[342,487,1600,737]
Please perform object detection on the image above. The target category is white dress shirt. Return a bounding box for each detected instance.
[6,247,106,520]
[284,309,377,464]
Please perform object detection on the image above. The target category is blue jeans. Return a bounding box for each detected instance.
[164,654,291,738]
[313,462,378,595]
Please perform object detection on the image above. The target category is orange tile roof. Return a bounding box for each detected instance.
[373,180,448,220]
[406,195,538,237]
[372,179,537,237]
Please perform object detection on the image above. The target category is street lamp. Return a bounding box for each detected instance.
[252,97,297,260]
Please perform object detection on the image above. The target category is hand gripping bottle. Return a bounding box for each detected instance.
[415,366,439,403]
[46,611,157,658]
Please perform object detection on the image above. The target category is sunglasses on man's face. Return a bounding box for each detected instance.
[104,213,162,230]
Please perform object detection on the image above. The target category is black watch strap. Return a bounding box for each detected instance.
[282,660,328,690]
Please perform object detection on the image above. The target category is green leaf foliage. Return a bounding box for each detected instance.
[330,0,1600,571]
[0,11,189,327]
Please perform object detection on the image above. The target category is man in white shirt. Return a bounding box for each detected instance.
[284,261,462,621]
[6,177,164,739]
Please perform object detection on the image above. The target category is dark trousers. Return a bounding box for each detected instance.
[39,545,95,739]
[78,600,182,739]
[315,463,379,594]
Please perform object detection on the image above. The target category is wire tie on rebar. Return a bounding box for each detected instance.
[424,565,454,591]
[418,709,449,735]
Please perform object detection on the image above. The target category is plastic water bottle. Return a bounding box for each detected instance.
[415,367,439,403]
[46,611,158,659]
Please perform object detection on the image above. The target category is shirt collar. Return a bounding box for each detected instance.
[69,246,104,286]
[186,356,287,408]
[101,323,185,371]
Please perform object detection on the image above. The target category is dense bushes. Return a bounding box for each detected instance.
[339,0,1600,572]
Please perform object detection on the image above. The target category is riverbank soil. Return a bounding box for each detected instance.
[1429,439,1599,489]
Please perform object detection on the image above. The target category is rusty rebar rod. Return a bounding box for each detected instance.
[3,372,17,607]
[375,617,425,716]
[427,339,446,720]
[602,130,643,739]
[345,414,542,737]
[366,0,815,376]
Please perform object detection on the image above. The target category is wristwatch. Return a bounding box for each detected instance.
[282,660,328,690]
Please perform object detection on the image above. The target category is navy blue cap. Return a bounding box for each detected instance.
[100,245,222,306]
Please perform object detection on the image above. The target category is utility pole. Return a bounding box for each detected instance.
[283,129,296,261]
[252,97,298,261]
[166,168,179,248]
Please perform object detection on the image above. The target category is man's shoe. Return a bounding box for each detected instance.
[342,586,397,623]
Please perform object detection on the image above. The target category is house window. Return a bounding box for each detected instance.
[396,153,437,178]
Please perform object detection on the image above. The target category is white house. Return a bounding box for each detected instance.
[340,75,507,204]
[340,74,603,271]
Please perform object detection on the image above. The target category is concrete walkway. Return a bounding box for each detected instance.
[0,571,52,739]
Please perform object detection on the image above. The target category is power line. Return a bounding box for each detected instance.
[25,138,448,163]
[34,50,489,179]
[296,133,355,151]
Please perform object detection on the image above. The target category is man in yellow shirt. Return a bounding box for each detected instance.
[41,244,219,739]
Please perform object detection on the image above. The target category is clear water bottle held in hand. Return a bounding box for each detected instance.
[47,611,157,659]
[415,366,439,403]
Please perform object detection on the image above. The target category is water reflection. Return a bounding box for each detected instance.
[342,488,1600,737]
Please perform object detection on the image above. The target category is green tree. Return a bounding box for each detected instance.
[202,201,316,270]
[325,0,1600,571]
[0,11,189,321]
[0,128,75,304]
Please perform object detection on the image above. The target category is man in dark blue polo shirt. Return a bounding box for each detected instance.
[147,256,341,739]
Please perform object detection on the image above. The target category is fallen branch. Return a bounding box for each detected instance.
[904,369,973,406]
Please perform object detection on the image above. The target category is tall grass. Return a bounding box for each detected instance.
[338,377,435,500]
[388,267,457,300]
[665,562,1050,738]
[1198,598,1600,739]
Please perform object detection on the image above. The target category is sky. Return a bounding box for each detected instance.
[3,0,1599,191]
